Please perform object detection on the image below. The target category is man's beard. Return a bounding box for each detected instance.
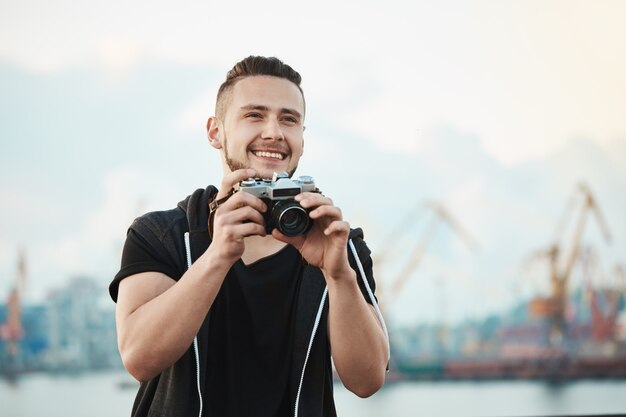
[223,135,298,178]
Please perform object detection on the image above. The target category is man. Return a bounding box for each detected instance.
[110,56,388,417]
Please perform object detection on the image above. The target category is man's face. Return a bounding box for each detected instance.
[217,75,305,179]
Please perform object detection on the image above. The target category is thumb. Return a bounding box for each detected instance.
[272,229,305,248]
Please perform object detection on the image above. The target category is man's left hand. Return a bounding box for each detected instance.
[272,192,353,280]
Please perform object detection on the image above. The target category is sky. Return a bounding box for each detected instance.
[1,0,625,327]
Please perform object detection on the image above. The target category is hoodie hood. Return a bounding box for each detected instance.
[177,185,218,263]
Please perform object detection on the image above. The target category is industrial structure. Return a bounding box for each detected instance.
[386,182,626,380]
[0,253,120,375]
[0,248,27,369]
[528,182,613,346]
[374,201,479,311]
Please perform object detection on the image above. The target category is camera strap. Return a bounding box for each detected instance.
[207,188,235,240]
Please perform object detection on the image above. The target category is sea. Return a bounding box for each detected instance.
[1,370,625,417]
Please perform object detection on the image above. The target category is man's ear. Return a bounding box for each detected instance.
[207,117,223,149]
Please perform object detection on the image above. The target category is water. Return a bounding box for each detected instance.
[335,380,626,417]
[1,371,625,417]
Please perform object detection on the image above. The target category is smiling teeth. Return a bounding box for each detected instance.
[255,151,284,160]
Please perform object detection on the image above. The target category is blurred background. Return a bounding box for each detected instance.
[1,1,625,416]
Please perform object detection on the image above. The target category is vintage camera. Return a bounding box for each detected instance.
[239,172,318,236]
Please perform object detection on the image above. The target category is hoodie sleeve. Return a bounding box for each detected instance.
[109,210,187,303]
[348,227,377,304]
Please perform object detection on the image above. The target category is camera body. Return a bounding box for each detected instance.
[239,171,318,236]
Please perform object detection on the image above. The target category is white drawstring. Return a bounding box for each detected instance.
[184,232,203,417]
[348,239,390,362]
[294,238,390,417]
[294,286,328,417]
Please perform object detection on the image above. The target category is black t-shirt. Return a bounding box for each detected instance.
[205,245,302,416]
[114,226,304,416]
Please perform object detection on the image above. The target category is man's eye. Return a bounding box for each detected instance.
[282,116,298,123]
[246,113,262,119]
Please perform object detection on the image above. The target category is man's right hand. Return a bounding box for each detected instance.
[116,168,264,382]
[211,169,268,262]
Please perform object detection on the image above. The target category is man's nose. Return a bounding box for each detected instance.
[261,117,284,140]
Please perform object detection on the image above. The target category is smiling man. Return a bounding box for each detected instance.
[211,74,304,179]
[110,56,388,417]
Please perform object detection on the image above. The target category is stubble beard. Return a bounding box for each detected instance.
[223,134,298,179]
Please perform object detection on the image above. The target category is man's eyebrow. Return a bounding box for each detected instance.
[281,108,302,119]
[240,104,269,112]
[240,104,302,120]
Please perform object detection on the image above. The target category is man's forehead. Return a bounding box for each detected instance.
[230,76,304,111]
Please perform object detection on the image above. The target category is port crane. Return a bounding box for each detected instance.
[0,248,27,359]
[529,182,612,345]
[585,255,625,343]
[375,201,478,311]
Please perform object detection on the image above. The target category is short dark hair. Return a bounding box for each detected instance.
[215,56,305,119]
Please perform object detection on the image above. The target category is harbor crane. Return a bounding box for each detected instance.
[0,248,27,358]
[529,182,612,345]
[584,254,625,343]
[375,201,479,311]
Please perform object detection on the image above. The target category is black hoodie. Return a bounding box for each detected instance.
[110,186,378,417]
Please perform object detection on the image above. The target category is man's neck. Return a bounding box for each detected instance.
[241,234,288,265]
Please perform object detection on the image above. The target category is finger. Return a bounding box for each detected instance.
[272,229,305,247]
[220,190,267,214]
[214,206,267,236]
[215,206,267,231]
[323,220,350,236]
[219,222,267,240]
[217,169,257,199]
[308,205,343,221]
[235,222,267,238]
[295,192,333,207]
[228,205,267,225]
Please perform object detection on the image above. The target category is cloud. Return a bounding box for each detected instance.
[2,1,625,167]
[27,166,183,299]
[94,38,146,81]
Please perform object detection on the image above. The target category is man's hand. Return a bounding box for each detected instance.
[211,169,267,263]
[275,192,388,395]
[273,192,353,280]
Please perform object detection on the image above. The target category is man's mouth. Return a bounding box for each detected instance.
[252,150,285,160]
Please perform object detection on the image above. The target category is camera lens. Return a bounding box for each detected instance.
[272,200,312,236]
[281,209,300,228]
